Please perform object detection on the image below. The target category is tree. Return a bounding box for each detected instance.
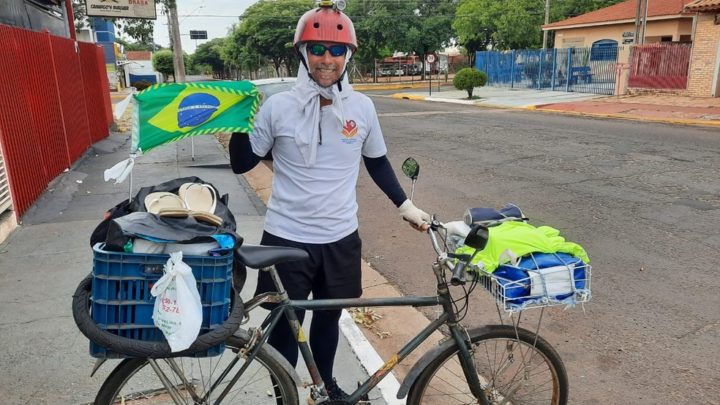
[453,0,495,67]
[152,50,188,82]
[227,0,313,77]
[115,37,163,52]
[453,67,487,99]
[115,19,155,45]
[71,0,89,30]
[402,0,456,79]
[344,0,416,78]
[453,0,544,52]
[223,26,263,80]
[192,38,227,78]
[551,0,626,21]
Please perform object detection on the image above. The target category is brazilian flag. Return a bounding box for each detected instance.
[132,81,260,153]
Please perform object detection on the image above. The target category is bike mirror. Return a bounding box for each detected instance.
[402,157,419,180]
[464,224,489,250]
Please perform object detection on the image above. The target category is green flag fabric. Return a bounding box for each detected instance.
[132,81,260,153]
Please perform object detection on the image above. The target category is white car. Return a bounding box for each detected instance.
[249,78,297,160]
[251,77,297,104]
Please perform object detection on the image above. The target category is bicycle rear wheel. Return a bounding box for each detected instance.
[408,325,568,405]
[95,335,299,405]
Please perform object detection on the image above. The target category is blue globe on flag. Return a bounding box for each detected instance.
[177,93,220,128]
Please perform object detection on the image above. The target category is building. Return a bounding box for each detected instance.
[543,0,719,97]
[122,51,162,88]
[543,0,693,50]
[683,0,720,97]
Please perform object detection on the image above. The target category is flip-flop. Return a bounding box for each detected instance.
[179,183,217,214]
[157,207,223,227]
[156,207,190,218]
[190,211,224,227]
[144,192,186,214]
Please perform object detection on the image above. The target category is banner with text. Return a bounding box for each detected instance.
[85,0,157,19]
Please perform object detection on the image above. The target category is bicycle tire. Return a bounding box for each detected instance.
[72,274,245,358]
[95,334,300,405]
[407,325,568,405]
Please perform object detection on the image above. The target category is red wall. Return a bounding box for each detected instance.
[0,25,112,218]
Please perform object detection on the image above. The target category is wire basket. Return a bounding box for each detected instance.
[478,252,592,313]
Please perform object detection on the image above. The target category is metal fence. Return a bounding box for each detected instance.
[628,43,692,90]
[476,46,624,95]
[0,24,111,218]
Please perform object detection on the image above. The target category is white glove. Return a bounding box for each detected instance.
[398,199,431,227]
[443,221,470,238]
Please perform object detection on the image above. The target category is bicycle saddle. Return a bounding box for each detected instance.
[235,244,309,268]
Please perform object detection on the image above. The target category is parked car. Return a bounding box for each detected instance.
[251,77,296,105]
[405,65,421,75]
[378,68,393,77]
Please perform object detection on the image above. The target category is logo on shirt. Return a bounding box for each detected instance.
[341,120,358,138]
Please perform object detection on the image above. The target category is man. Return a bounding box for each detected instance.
[230,1,429,401]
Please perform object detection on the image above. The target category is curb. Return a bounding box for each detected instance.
[390,92,720,128]
[531,107,720,128]
[339,311,404,405]
[354,82,452,92]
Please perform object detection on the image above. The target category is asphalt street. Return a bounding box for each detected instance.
[356,96,720,404]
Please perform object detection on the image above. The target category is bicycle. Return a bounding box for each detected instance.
[74,158,581,405]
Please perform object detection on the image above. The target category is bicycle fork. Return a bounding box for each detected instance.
[446,323,490,405]
[435,264,490,405]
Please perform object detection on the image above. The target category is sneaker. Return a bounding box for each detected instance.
[325,378,350,401]
[308,378,369,404]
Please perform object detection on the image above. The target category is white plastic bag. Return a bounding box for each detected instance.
[150,251,203,352]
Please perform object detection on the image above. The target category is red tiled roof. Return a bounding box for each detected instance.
[684,0,720,11]
[126,51,152,61]
[544,0,693,29]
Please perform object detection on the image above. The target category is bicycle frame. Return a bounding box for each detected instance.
[217,253,488,405]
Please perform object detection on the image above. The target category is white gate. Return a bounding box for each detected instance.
[0,145,11,214]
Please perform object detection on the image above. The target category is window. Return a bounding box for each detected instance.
[590,39,618,61]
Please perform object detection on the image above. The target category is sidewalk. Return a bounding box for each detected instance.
[0,131,387,404]
[390,86,720,127]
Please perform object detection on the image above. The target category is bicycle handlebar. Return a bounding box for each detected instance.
[426,215,470,286]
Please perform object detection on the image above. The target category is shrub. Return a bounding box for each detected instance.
[453,68,487,99]
[130,80,152,91]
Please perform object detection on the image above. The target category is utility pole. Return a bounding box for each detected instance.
[634,0,648,45]
[641,0,649,45]
[166,1,186,82]
[542,0,551,49]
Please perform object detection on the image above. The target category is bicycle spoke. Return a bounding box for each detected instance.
[412,328,565,405]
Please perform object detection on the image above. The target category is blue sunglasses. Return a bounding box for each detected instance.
[308,43,347,57]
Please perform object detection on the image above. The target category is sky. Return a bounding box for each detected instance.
[151,0,257,54]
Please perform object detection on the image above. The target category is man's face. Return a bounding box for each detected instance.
[306,42,347,88]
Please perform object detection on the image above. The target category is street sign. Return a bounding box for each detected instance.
[190,30,208,40]
[426,54,436,64]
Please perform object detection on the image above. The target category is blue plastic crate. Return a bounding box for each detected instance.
[90,244,233,358]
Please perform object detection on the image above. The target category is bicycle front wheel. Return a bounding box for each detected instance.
[95,335,299,405]
[408,325,568,405]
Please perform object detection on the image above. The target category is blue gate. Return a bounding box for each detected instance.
[476,47,623,95]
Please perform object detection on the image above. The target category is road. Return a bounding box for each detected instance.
[355,95,720,404]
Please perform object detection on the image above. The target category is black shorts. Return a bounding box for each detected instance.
[254,230,363,301]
